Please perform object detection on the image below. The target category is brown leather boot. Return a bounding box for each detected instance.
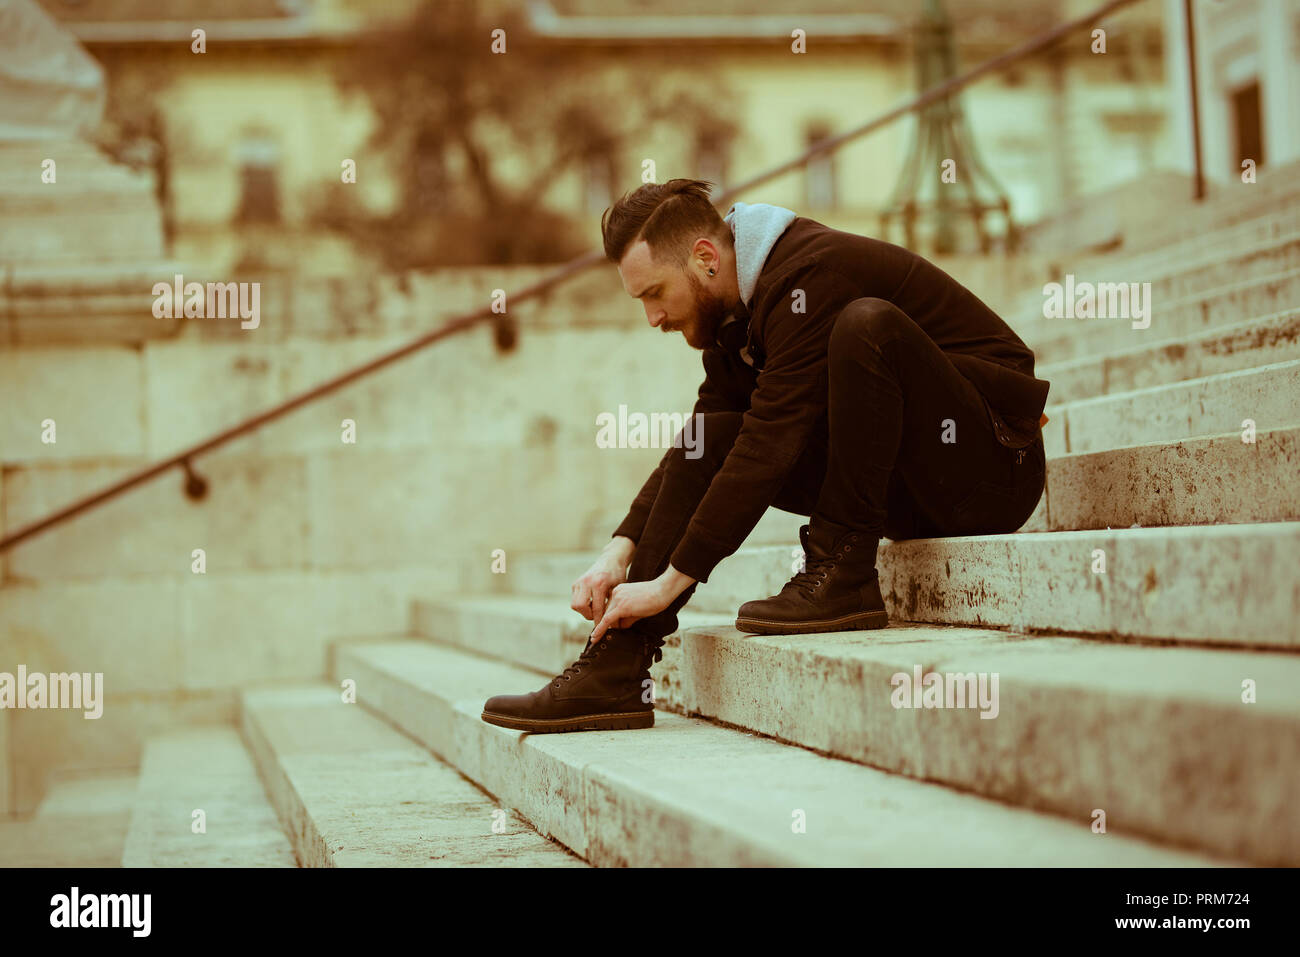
[734,518,889,635]
[480,628,662,733]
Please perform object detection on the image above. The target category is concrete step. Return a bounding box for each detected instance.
[0,813,131,867]
[333,638,1234,865]
[1006,219,1300,326]
[1039,310,1300,404]
[0,770,137,866]
[1046,358,1300,456]
[1027,229,1300,324]
[1043,426,1300,530]
[121,727,297,867]
[503,522,1300,647]
[0,139,164,266]
[240,683,587,867]
[1024,268,1300,365]
[34,769,139,818]
[577,426,1297,541]
[409,595,1300,865]
[1050,205,1300,290]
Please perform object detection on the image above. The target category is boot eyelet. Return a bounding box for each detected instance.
[844,545,852,552]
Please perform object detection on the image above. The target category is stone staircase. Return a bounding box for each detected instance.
[111,195,1299,868]
[0,137,181,345]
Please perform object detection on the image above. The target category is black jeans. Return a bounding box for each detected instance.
[625,297,1046,643]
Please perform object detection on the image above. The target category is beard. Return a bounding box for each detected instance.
[676,270,732,351]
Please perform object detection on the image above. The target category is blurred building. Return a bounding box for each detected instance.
[29,0,1181,273]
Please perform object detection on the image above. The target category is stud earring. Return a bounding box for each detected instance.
[707,268,715,276]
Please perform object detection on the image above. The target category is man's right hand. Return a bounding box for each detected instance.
[572,537,634,623]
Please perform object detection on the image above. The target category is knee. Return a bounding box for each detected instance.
[828,298,911,358]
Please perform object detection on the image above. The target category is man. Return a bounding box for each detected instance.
[481,178,1048,733]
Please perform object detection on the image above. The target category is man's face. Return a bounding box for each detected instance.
[619,239,729,351]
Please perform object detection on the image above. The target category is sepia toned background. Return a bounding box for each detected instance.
[1,0,1297,867]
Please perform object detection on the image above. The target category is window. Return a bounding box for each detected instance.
[235,134,281,224]
[1230,80,1265,172]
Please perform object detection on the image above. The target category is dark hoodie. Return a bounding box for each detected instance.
[612,202,1050,584]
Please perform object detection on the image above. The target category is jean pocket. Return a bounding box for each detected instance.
[979,394,1038,451]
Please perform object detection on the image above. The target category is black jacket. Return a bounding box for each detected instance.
[613,216,1050,583]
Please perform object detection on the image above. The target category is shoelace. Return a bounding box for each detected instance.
[787,532,860,599]
[788,553,836,599]
[556,638,604,685]
[552,634,663,687]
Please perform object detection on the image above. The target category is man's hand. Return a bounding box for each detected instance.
[590,579,673,642]
[590,564,697,642]
[571,537,634,624]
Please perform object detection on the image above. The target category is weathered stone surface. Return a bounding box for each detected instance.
[664,623,1299,866]
[35,770,138,817]
[3,689,234,813]
[407,593,1300,863]
[1027,268,1300,365]
[336,640,1232,866]
[1052,359,1300,454]
[241,684,586,867]
[1040,310,1300,404]
[0,813,129,866]
[1045,426,1300,530]
[3,454,312,580]
[0,346,147,462]
[122,728,296,867]
[0,578,184,694]
[505,523,1300,646]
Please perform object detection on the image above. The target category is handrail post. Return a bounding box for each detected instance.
[1183,0,1206,201]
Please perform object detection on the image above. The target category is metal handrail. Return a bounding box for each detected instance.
[0,0,1146,553]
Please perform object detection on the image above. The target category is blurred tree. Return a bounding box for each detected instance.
[316,0,741,269]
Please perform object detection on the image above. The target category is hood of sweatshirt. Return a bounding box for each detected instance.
[715,200,798,358]
[724,200,799,308]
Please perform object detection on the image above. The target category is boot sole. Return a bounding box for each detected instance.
[734,609,890,635]
[479,709,655,733]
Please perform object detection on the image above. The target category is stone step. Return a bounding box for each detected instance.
[0,208,165,266]
[1052,204,1300,287]
[5,261,191,297]
[121,727,297,867]
[0,814,131,867]
[1023,268,1300,364]
[1043,426,1300,530]
[503,522,1300,647]
[1046,358,1300,456]
[1033,229,1300,321]
[408,595,1300,865]
[333,638,1233,865]
[1039,310,1300,404]
[0,770,137,866]
[240,683,587,867]
[573,426,1297,542]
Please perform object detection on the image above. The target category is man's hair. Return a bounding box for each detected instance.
[601,178,732,268]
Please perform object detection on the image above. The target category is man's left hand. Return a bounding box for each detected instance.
[590,579,672,642]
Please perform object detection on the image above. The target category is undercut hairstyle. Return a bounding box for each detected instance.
[601,178,732,268]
